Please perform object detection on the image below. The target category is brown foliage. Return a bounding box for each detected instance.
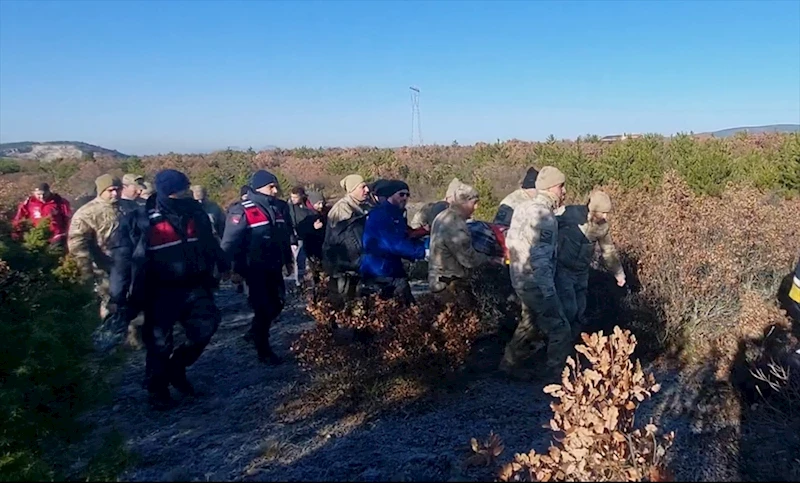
[601,171,800,369]
[497,327,674,482]
[290,278,483,378]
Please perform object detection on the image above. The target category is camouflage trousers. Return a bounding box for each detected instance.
[501,288,572,372]
[555,268,589,339]
[92,273,144,351]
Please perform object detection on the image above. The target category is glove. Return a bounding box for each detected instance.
[424,248,430,261]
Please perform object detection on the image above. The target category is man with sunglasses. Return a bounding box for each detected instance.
[360,180,428,305]
[68,174,123,347]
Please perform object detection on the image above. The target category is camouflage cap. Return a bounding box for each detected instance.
[122,173,145,187]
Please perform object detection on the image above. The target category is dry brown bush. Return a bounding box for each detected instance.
[495,327,674,482]
[600,171,800,370]
[290,278,484,378]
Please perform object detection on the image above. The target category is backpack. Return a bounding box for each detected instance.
[322,212,367,275]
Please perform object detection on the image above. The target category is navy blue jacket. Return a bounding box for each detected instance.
[220,190,294,275]
[360,200,426,280]
[109,196,229,311]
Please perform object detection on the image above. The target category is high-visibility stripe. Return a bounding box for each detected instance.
[147,237,199,251]
[249,221,269,228]
[790,277,800,303]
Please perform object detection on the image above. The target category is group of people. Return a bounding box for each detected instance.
[10,163,800,409]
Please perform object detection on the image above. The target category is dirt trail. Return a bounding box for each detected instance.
[80,281,693,482]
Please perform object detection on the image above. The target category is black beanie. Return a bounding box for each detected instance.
[521,167,539,189]
[251,170,279,190]
[376,180,409,198]
[37,183,50,192]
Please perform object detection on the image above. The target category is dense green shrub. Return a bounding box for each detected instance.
[0,220,108,481]
[0,159,20,175]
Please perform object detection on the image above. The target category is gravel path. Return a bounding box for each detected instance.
[79,281,701,482]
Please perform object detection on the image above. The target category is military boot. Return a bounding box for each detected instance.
[168,361,196,397]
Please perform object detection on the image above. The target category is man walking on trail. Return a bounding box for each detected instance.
[555,190,626,338]
[109,169,228,409]
[428,180,497,303]
[221,170,294,365]
[323,174,371,303]
[360,180,428,305]
[494,167,539,227]
[12,183,72,249]
[68,174,123,350]
[500,166,571,382]
[120,173,146,216]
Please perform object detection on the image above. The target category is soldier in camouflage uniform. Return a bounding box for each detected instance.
[493,167,539,227]
[409,177,462,230]
[428,181,497,303]
[556,191,626,338]
[500,166,570,381]
[67,174,123,350]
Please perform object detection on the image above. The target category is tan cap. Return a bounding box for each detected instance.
[588,190,613,213]
[445,177,462,201]
[122,173,145,187]
[534,166,566,191]
[340,174,365,193]
[96,174,122,194]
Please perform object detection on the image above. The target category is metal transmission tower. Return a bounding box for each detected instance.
[409,86,423,146]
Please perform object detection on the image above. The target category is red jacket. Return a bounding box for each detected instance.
[12,194,72,243]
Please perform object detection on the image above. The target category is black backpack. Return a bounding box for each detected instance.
[322,212,367,275]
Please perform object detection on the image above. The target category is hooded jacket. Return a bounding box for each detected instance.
[12,194,71,243]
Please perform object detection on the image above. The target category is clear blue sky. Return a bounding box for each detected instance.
[1,0,798,155]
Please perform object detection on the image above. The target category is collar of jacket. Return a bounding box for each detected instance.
[344,194,369,215]
[536,191,560,212]
[247,190,276,209]
[95,195,119,206]
[378,199,406,217]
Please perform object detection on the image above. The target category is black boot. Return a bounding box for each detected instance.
[147,382,176,411]
[258,345,284,365]
[168,361,196,397]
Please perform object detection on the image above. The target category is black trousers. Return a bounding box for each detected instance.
[246,269,286,357]
[142,287,221,393]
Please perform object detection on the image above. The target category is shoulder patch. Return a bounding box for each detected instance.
[540,229,554,244]
[231,214,242,224]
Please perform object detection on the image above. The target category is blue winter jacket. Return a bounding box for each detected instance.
[360,201,426,279]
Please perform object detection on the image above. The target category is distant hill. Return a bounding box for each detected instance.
[0,141,130,162]
[705,124,800,138]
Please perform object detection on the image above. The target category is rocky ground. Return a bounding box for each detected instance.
[73,280,734,482]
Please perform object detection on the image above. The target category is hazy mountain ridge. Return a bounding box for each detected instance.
[0,141,130,162]
[1,125,797,160]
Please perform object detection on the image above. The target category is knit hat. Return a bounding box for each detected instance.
[154,169,190,197]
[445,178,462,200]
[37,183,50,192]
[369,179,388,196]
[307,191,325,206]
[588,190,613,213]
[375,180,409,198]
[521,167,539,189]
[95,174,121,195]
[340,174,365,193]
[239,185,250,196]
[251,170,279,190]
[452,182,479,204]
[534,166,566,191]
[122,173,145,187]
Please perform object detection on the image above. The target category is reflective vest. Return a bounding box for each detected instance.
[147,211,198,251]
[241,199,287,229]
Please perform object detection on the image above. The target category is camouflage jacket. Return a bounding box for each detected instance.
[556,205,623,277]
[327,194,370,229]
[493,188,537,227]
[67,197,121,278]
[428,207,489,286]
[505,191,560,296]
